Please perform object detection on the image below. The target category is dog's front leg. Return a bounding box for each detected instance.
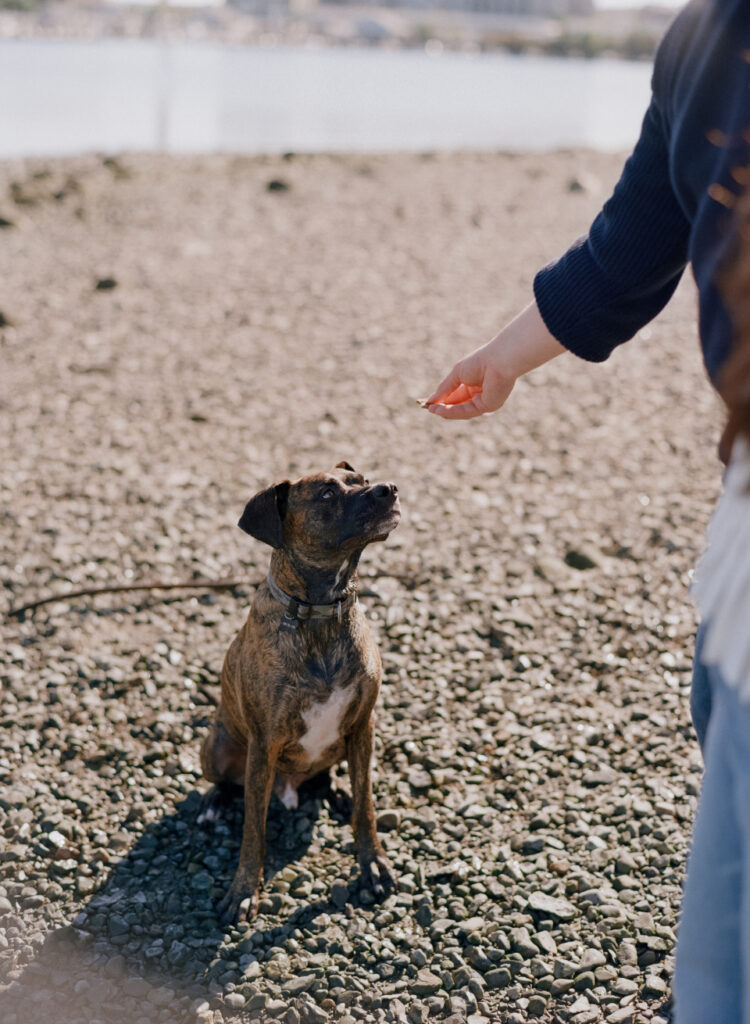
[217,734,276,926]
[346,714,394,899]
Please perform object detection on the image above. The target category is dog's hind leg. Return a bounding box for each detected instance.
[197,782,240,826]
[198,713,246,825]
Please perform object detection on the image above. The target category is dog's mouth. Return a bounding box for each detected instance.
[335,493,401,546]
[366,499,401,539]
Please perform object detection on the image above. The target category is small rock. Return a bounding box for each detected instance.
[413,968,442,995]
[415,903,432,927]
[564,547,598,570]
[147,986,175,1007]
[266,1000,290,1017]
[329,878,349,909]
[642,973,668,998]
[484,968,512,989]
[103,954,126,978]
[607,1009,634,1024]
[377,809,401,831]
[617,939,638,966]
[574,971,595,991]
[571,1012,601,1024]
[300,1005,328,1024]
[636,932,670,952]
[612,977,639,996]
[281,976,313,996]
[522,836,545,855]
[550,978,575,996]
[509,926,538,959]
[615,851,638,875]
[554,958,578,979]
[225,992,246,1009]
[407,1005,428,1024]
[534,930,557,956]
[408,770,432,791]
[528,891,576,921]
[582,767,617,788]
[458,917,485,936]
[579,948,606,971]
[527,994,547,1018]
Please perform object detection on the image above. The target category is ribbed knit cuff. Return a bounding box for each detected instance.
[533,237,618,364]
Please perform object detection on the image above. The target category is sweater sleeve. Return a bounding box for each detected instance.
[533,79,691,362]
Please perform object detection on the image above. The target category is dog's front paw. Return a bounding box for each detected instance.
[358,848,394,901]
[217,878,261,927]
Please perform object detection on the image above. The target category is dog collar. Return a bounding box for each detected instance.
[265,572,357,633]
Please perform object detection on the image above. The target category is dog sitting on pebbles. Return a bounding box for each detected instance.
[198,462,400,924]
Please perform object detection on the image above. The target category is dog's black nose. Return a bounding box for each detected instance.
[372,482,398,499]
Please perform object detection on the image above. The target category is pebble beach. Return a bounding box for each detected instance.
[0,148,725,1024]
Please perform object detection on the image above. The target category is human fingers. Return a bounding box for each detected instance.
[428,374,515,419]
[424,364,466,406]
[427,395,488,420]
[431,382,481,407]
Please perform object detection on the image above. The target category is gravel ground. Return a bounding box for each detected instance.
[0,150,726,1024]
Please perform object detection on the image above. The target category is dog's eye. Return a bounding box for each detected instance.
[320,487,336,500]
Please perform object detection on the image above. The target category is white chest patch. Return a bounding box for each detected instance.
[299,687,351,765]
[333,559,349,591]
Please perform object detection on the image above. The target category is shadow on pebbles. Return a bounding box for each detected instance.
[0,151,723,1024]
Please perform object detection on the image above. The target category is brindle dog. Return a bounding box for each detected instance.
[198,462,400,924]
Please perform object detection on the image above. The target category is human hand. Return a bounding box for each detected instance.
[422,342,516,420]
[419,302,566,422]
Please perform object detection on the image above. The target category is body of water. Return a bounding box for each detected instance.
[0,38,653,158]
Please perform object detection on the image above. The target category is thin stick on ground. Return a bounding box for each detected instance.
[6,570,427,620]
[7,578,254,620]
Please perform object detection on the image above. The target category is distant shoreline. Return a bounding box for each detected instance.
[0,37,653,159]
[0,0,672,60]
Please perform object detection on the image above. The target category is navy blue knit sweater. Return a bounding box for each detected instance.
[533,0,750,384]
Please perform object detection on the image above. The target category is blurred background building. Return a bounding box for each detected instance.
[315,0,595,12]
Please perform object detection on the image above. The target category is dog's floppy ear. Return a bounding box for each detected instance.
[336,461,356,473]
[238,481,290,548]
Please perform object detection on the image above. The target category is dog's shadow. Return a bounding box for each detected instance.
[0,780,359,1023]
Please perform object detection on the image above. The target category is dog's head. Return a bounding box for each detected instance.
[238,462,400,563]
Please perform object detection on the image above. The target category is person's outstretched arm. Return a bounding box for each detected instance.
[424,94,688,421]
[424,302,565,420]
